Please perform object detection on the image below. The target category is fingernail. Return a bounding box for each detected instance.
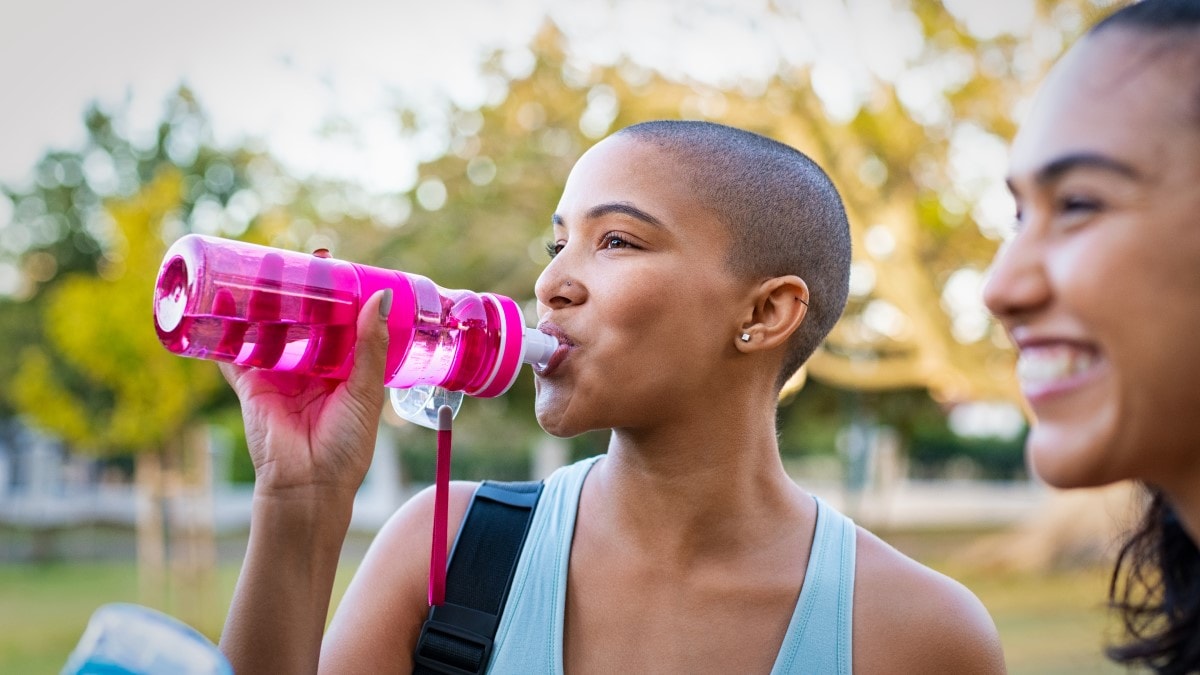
[378,289,393,321]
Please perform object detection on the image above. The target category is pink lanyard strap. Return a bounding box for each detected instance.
[429,404,453,606]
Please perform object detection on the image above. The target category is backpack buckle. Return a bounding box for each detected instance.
[413,607,495,674]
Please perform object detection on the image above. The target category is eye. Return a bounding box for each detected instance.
[1049,194,1104,231]
[601,233,634,250]
[545,241,564,259]
[1059,195,1101,214]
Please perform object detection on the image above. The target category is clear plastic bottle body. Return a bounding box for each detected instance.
[154,234,554,400]
[154,235,361,378]
[62,603,232,675]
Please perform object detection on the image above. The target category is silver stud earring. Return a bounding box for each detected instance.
[740,333,751,342]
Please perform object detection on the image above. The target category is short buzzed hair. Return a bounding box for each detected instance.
[617,121,852,389]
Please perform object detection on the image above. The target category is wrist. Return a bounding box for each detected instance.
[250,484,357,535]
[252,479,360,505]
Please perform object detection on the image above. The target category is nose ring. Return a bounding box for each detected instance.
[565,280,572,287]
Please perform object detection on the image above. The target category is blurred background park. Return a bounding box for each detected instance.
[0,0,1143,672]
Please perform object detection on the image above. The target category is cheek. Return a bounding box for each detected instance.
[626,281,730,360]
[1112,308,1200,480]
[601,272,695,340]
[1049,223,1200,483]
[585,274,732,411]
[1047,232,1114,313]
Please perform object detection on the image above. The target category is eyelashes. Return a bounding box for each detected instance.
[1059,196,1100,214]
[544,233,637,260]
[1010,193,1103,231]
[602,234,631,250]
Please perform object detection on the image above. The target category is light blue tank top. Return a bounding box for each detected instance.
[487,456,857,674]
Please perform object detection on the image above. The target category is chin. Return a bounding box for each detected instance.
[535,415,576,439]
[535,419,590,440]
[1025,424,1125,489]
[534,399,586,439]
[534,376,614,439]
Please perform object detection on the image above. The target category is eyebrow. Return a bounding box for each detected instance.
[1007,152,1144,193]
[551,201,665,229]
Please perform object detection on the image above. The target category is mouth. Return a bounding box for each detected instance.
[534,321,574,377]
[1015,341,1105,402]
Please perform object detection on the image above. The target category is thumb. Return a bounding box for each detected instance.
[344,288,392,404]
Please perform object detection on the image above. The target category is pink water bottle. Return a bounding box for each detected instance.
[153,234,556,408]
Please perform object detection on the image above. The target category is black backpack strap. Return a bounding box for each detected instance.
[413,479,544,675]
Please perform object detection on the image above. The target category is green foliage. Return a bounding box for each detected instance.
[400,444,532,484]
[210,408,256,484]
[2,89,319,458]
[909,430,1028,481]
[779,379,1027,480]
[0,299,44,417]
[11,172,221,454]
[2,91,254,297]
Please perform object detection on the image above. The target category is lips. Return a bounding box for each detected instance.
[534,321,574,377]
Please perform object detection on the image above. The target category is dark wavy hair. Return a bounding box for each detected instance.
[1087,1,1200,673]
[1108,490,1200,672]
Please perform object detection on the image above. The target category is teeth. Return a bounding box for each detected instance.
[1016,346,1097,387]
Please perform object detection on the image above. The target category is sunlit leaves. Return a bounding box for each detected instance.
[11,172,220,455]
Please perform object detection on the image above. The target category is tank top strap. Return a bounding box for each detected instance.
[487,455,601,674]
[770,495,857,675]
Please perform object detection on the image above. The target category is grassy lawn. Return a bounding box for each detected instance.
[2,560,1129,673]
[0,560,362,674]
[0,562,157,674]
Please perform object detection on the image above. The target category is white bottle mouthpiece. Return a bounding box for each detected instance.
[521,327,557,369]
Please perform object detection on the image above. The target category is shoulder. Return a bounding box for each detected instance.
[320,481,480,672]
[372,480,484,575]
[852,527,1005,674]
[390,480,481,530]
[364,480,481,564]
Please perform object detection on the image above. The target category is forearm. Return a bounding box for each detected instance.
[220,488,355,675]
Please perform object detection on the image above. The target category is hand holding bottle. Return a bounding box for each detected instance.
[218,289,392,499]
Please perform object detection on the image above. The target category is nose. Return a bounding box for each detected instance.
[983,228,1051,324]
[534,256,583,313]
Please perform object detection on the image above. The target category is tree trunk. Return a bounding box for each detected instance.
[135,450,167,609]
[171,425,218,634]
[133,428,218,634]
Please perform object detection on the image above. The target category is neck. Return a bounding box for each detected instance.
[1152,449,1200,547]
[587,393,809,560]
[1161,482,1200,548]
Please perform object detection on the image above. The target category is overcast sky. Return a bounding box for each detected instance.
[0,0,1042,195]
[2,0,551,190]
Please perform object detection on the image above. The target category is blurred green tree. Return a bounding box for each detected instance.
[1,89,309,624]
[11,170,218,454]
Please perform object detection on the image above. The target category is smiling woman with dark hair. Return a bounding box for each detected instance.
[984,0,1200,671]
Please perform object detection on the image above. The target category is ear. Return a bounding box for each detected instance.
[735,275,809,352]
